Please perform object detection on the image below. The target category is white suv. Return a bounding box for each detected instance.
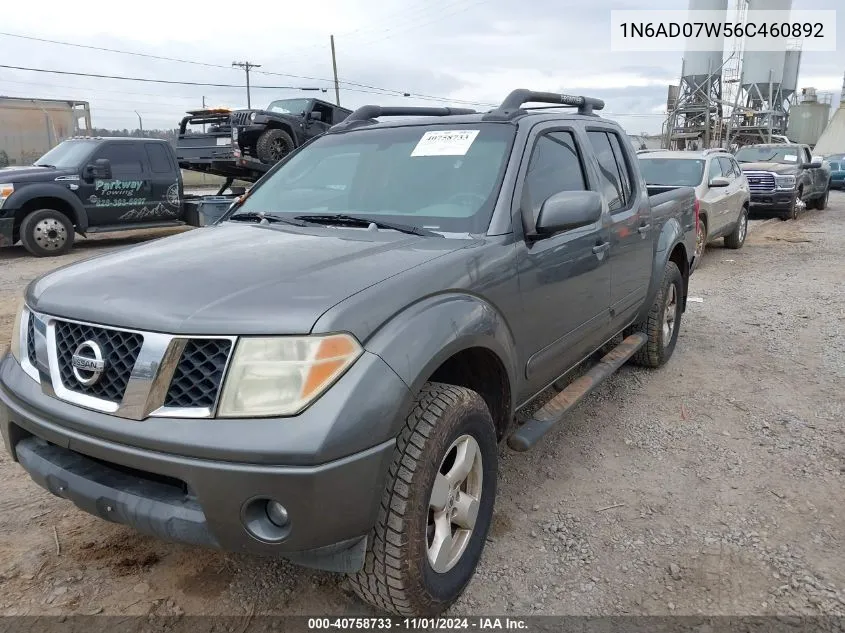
[638,149,751,267]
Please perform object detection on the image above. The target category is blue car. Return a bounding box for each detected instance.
[828,158,845,189]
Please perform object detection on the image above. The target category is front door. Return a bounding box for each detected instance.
[701,157,731,234]
[514,127,612,394]
[82,142,154,226]
[585,128,653,331]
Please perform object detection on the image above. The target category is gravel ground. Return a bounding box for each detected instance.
[0,195,843,619]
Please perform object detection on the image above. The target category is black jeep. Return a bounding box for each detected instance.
[231,98,353,165]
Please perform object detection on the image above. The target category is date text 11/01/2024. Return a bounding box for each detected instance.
[307,618,528,630]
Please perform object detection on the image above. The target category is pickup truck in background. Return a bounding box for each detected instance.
[734,143,832,220]
[0,137,243,257]
[1,89,697,617]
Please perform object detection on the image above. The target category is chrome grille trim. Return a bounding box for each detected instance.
[20,308,236,421]
[743,170,776,193]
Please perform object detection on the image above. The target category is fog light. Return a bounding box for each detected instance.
[266,501,289,527]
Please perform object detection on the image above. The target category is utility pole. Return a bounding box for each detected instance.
[330,35,340,106]
[134,111,143,137]
[232,61,261,108]
[202,96,206,133]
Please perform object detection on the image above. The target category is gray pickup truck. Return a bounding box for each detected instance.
[1,89,697,616]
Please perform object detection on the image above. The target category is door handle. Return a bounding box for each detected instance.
[638,224,651,235]
[592,242,611,255]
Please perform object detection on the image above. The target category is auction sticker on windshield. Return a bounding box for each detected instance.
[784,154,798,162]
[411,130,480,156]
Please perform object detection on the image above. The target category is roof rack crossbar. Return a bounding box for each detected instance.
[484,89,605,120]
[337,105,477,126]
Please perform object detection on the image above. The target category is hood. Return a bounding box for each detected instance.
[738,162,799,175]
[0,166,77,183]
[27,222,466,336]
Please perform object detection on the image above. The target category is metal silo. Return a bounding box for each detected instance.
[782,48,802,101]
[666,0,728,149]
[740,0,792,100]
[683,0,729,89]
[787,88,832,146]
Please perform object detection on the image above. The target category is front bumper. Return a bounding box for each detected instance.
[0,351,408,571]
[748,190,796,211]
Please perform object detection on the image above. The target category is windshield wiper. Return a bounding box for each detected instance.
[294,214,440,237]
[227,211,309,226]
[34,163,56,168]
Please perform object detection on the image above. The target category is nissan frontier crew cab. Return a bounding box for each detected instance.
[1,89,697,617]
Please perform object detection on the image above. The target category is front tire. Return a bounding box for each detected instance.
[630,260,683,369]
[724,206,748,249]
[349,383,498,616]
[19,209,74,257]
[255,128,294,164]
[813,186,829,210]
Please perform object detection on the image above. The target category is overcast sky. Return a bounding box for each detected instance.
[1,0,842,135]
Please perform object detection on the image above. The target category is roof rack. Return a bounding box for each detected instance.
[483,89,605,121]
[331,105,478,132]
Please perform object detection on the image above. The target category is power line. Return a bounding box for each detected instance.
[0,30,494,107]
[0,64,326,91]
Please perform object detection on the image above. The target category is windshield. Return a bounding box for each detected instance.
[231,123,515,234]
[266,99,311,115]
[829,161,840,171]
[34,140,99,168]
[734,146,803,165]
[638,158,705,187]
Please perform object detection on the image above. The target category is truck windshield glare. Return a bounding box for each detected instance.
[34,140,99,169]
[233,123,516,234]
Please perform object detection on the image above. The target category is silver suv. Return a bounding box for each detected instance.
[638,149,751,267]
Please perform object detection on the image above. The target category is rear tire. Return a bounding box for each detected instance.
[255,128,294,164]
[348,382,497,616]
[724,207,748,249]
[630,260,683,369]
[19,209,74,257]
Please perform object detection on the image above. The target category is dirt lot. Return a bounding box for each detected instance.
[0,196,843,618]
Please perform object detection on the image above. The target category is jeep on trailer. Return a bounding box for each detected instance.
[0,137,243,257]
[231,97,353,165]
[1,89,697,616]
[735,142,832,220]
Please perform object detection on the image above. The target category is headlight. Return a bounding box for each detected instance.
[0,183,14,208]
[249,112,257,122]
[217,333,363,417]
[775,175,796,190]
[9,298,25,362]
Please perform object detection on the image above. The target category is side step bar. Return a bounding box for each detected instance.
[507,333,648,452]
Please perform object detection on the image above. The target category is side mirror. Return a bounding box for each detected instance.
[83,158,111,180]
[709,176,730,187]
[535,190,603,235]
[228,186,246,196]
[308,111,323,122]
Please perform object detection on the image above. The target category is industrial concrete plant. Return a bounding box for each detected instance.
[664,0,808,150]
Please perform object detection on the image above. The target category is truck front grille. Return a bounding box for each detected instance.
[54,321,144,402]
[744,171,776,193]
[164,339,233,409]
[230,111,252,127]
[26,316,37,367]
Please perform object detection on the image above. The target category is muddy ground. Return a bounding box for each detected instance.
[0,196,843,618]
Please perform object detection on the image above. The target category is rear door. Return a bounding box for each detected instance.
[514,125,612,392]
[83,142,152,226]
[585,127,652,332]
[144,142,182,219]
